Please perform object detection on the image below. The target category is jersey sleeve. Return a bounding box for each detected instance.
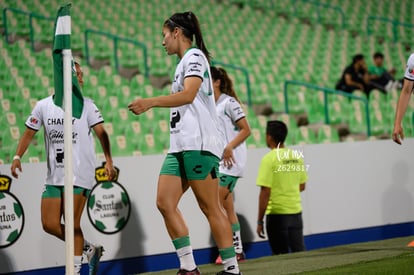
[404,54,414,80]
[256,153,273,188]
[183,52,206,80]
[225,98,245,123]
[85,99,104,128]
[25,101,43,131]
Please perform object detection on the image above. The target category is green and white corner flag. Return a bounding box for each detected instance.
[52,3,83,119]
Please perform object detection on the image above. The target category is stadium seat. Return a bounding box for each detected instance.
[294,126,317,145]
[317,124,340,143]
[112,135,137,157]
[138,133,165,155]
[247,127,266,148]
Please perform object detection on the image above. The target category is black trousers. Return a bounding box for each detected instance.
[266,213,305,255]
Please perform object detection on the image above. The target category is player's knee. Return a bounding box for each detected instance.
[196,201,210,217]
[156,198,173,216]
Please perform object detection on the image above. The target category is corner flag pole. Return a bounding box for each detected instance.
[53,4,84,273]
[63,48,74,275]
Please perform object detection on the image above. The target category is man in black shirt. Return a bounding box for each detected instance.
[336,54,372,96]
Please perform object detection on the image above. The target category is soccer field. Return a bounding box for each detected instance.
[139,236,414,275]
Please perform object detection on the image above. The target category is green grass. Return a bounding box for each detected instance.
[139,236,414,275]
[301,252,414,275]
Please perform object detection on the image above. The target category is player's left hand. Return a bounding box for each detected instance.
[222,146,235,168]
[257,224,265,239]
[104,161,117,181]
[392,124,404,145]
[128,98,152,115]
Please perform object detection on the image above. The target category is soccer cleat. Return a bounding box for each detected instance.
[236,252,246,262]
[216,271,242,275]
[215,255,223,265]
[216,252,246,265]
[84,244,104,275]
[176,267,201,275]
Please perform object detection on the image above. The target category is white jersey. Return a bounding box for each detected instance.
[169,48,224,158]
[25,96,103,189]
[216,94,247,177]
[404,53,414,81]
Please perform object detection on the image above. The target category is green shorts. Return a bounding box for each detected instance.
[41,185,90,199]
[160,151,219,180]
[218,173,239,192]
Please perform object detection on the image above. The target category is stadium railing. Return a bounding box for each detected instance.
[84,29,149,78]
[366,16,414,43]
[292,0,346,29]
[2,7,53,50]
[283,80,371,136]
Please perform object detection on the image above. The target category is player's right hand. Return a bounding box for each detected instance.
[392,124,404,145]
[11,160,22,179]
[257,224,265,239]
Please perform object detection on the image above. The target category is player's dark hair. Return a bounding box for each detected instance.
[164,11,211,63]
[266,120,288,144]
[373,52,384,59]
[210,66,241,103]
[352,54,364,65]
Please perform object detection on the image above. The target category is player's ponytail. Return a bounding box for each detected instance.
[210,66,241,103]
[164,11,211,63]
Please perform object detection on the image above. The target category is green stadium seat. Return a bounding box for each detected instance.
[348,108,368,135]
[138,133,165,155]
[317,124,340,143]
[111,135,137,157]
[247,127,266,148]
[294,126,317,145]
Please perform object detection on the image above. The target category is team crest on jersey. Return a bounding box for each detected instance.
[87,163,130,234]
[0,175,25,248]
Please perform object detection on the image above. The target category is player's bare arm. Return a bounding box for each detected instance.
[128,76,201,115]
[392,79,413,145]
[93,123,116,180]
[11,128,37,178]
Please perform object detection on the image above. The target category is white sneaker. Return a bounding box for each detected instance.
[74,263,82,275]
[84,244,104,275]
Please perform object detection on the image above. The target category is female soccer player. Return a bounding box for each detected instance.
[11,62,116,275]
[210,66,251,264]
[392,53,414,145]
[128,11,241,275]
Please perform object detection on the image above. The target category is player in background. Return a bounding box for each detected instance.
[210,66,251,264]
[10,61,116,275]
[128,11,242,275]
[392,53,414,145]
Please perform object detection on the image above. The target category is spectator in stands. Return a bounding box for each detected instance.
[128,11,241,275]
[256,120,308,255]
[336,54,373,96]
[210,66,251,265]
[392,53,414,145]
[10,62,115,275]
[368,52,401,93]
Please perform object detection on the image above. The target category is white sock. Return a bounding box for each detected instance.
[223,256,239,274]
[84,239,92,250]
[74,255,82,273]
[176,246,196,271]
[233,230,243,253]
